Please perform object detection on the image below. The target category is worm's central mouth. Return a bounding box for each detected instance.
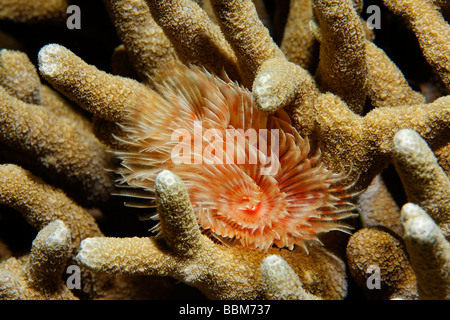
[240,197,262,214]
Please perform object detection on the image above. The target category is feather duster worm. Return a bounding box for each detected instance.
[115,64,357,251]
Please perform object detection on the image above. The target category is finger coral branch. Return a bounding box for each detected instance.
[382,0,450,91]
[0,0,69,23]
[358,175,402,236]
[25,220,71,290]
[312,0,368,114]
[0,48,92,132]
[252,54,318,113]
[104,0,178,84]
[37,43,155,123]
[209,0,283,84]
[308,93,450,191]
[145,0,241,82]
[0,86,114,202]
[0,164,103,251]
[260,255,321,300]
[401,203,450,300]
[0,220,77,299]
[365,41,425,109]
[77,170,348,300]
[155,170,204,256]
[0,49,41,104]
[393,129,450,239]
[39,84,93,133]
[0,164,160,300]
[346,227,418,299]
[280,0,318,71]
[365,97,450,155]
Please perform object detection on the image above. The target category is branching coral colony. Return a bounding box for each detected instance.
[0,0,450,300]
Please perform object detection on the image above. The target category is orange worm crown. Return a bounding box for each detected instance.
[114,63,358,251]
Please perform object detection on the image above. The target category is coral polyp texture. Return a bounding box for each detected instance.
[0,0,450,300]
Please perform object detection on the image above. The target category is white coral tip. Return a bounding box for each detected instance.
[393,129,423,156]
[45,220,70,246]
[76,238,101,263]
[37,43,65,77]
[401,203,435,242]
